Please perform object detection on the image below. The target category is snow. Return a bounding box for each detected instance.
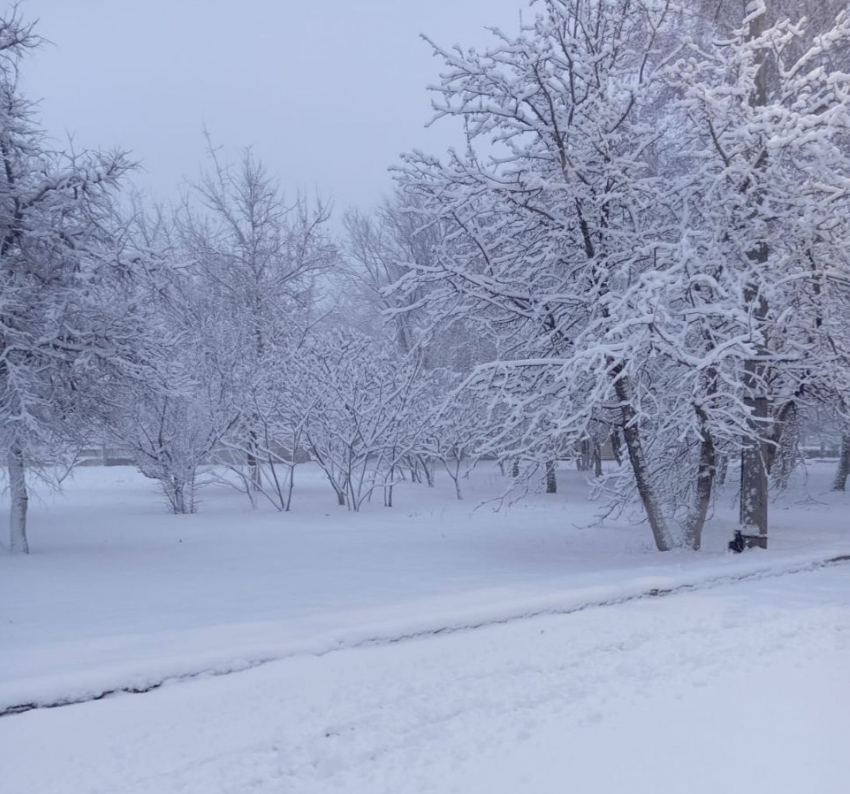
[1,461,849,791]
[3,563,849,792]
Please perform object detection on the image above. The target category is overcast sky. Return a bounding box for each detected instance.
[20,0,528,213]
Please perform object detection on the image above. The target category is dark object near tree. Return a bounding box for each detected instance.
[728,530,767,553]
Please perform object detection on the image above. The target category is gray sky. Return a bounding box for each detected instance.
[21,0,527,213]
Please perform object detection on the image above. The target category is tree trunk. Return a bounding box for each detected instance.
[716,454,729,486]
[592,442,603,478]
[739,396,768,547]
[833,434,850,491]
[682,410,716,551]
[610,429,622,466]
[385,465,395,508]
[246,428,261,493]
[8,443,29,554]
[739,5,770,549]
[285,464,296,511]
[172,480,186,514]
[612,369,675,551]
[576,439,592,471]
[545,460,557,493]
[769,402,798,490]
[165,475,195,514]
[418,455,434,488]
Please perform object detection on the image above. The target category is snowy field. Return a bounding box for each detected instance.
[2,462,849,792]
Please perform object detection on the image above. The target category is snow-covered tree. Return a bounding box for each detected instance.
[421,370,492,500]
[105,209,239,514]
[0,12,136,553]
[394,0,850,550]
[343,195,433,359]
[395,0,696,549]
[179,145,337,506]
[669,3,850,541]
[300,330,432,510]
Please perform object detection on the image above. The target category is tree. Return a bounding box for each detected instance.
[106,209,238,514]
[0,12,135,553]
[395,0,850,550]
[425,370,491,500]
[300,330,431,510]
[397,0,697,549]
[672,3,850,544]
[179,144,336,506]
[343,196,431,359]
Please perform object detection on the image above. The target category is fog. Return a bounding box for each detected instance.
[22,0,527,210]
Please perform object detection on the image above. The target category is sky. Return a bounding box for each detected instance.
[20,0,528,214]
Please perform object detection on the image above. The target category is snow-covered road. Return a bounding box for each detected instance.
[4,566,849,794]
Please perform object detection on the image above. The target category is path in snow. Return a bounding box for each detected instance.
[3,565,849,794]
[4,551,850,718]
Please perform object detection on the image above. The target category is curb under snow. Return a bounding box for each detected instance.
[4,546,850,719]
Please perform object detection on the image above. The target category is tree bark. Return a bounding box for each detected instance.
[769,401,798,490]
[8,443,29,554]
[285,466,295,511]
[576,440,592,471]
[833,433,850,491]
[716,454,729,486]
[612,369,675,551]
[610,429,623,466]
[682,409,716,551]
[246,428,261,493]
[545,460,557,493]
[592,442,603,478]
[739,395,769,547]
[739,3,770,548]
[418,455,434,488]
[173,480,186,514]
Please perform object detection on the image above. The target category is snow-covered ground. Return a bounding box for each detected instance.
[4,564,850,793]
[2,462,849,792]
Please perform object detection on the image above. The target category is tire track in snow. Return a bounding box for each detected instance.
[4,552,850,719]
